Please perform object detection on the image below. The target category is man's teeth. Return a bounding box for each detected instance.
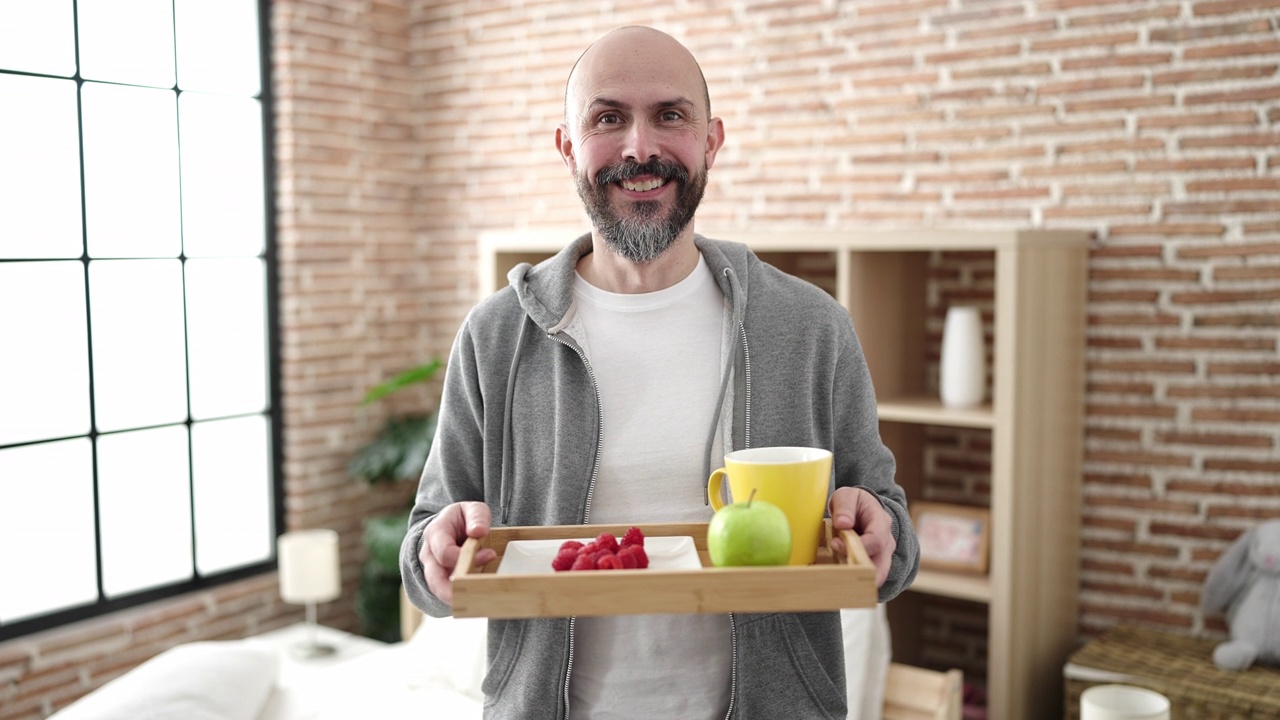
[621,178,664,192]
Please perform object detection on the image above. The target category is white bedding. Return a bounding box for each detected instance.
[52,606,889,720]
[260,616,487,720]
[264,606,889,720]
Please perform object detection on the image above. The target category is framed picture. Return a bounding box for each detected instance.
[911,502,990,574]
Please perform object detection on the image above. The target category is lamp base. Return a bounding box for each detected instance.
[290,602,337,660]
[290,639,338,659]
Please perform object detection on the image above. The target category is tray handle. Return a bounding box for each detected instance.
[452,536,482,580]
[836,528,873,568]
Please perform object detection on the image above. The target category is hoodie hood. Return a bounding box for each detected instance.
[508,232,754,333]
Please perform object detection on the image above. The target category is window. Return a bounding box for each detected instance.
[0,0,279,640]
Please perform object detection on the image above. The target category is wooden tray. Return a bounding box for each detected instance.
[450,520,877,618]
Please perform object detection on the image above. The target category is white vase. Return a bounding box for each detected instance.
[940,305,985,408]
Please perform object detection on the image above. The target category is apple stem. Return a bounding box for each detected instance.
[747,488,756,507]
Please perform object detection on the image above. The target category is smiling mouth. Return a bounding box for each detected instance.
[620,178,666,192]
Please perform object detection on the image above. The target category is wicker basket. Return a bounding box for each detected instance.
[1063,625,1280,720]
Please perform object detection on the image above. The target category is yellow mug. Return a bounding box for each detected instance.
[707,447,833,566]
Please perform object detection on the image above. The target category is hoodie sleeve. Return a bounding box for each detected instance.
[399,314,490,618]
[831,319,921,603]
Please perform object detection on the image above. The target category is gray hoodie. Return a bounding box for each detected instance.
[400,233,919,719]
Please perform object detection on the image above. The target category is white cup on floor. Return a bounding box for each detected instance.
[1081,684,1171,720]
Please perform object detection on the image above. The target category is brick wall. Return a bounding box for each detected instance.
[411,0,1280,687]
[3,1,1276,716]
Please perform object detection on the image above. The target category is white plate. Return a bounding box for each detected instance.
[496,536,701,575]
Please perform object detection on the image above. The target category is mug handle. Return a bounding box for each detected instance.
[708,468,728,511]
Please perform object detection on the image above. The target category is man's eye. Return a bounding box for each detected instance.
[598,113,622,125]
[660,110,683,122]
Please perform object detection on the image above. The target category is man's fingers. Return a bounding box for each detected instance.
[424,556,455,604]
[459,501,492,538]
[857,529,882,559]
[419,502,495,603]
[430,538,462,571]
[471,548,498,570]
[868,533,896,587]
[827,487,899,587]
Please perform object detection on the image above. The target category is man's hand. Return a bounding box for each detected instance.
[827,487,896,588]
[419,501,496,604]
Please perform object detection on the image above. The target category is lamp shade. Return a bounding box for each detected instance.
[277,529,341,604]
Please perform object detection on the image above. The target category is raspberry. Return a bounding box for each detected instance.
[618,544,649,569]
[549,530,650,571]
[621,526,645,548]
[551,548,578,572]
[595,533,619,554]
[617,548,638,569]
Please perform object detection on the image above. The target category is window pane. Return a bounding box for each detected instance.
[192,416,272,575]
[0,262,90,445]
[0,1,76,76]
[81,83,182,259]
[98,425,193,597]
[175,0,261,96]
[0,74,83,259]
[0,439,96,622]
[77,0,175,88]
[179,93,265,257]
[186,259,268,419]
[89,260,188,432]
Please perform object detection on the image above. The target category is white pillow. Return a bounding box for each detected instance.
[403,615,487,702]
[50,640,280,720]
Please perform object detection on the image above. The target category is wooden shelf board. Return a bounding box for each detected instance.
[877,397,995,429]
[909,569,992,603]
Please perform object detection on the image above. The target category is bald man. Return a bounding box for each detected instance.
[401,26,919,719]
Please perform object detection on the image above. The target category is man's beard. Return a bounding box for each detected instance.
[575,157,707,264]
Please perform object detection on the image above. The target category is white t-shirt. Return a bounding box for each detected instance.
[566,255,731,719]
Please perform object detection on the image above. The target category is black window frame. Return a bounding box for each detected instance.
[0,0,283,643]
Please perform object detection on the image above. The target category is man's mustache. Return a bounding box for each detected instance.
[594,158,689,189]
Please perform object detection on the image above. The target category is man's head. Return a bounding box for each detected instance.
[556,26,724,263]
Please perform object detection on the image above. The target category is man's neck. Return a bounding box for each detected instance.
[577,230,700,294]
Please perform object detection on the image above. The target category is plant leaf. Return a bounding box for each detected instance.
[347,414,436,484]
[362,359,443,405]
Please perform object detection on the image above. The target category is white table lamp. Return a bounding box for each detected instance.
[277,528,341,658]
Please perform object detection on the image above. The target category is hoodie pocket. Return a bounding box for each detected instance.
[481,618,524,705]
[734,613,847,719]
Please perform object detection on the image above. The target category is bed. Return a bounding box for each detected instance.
[49,603,956,719]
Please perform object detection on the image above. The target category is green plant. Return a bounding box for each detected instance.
[347,414,438,486]
[349,360,442,641]
[355,511,411,643]
[348,359,443,485]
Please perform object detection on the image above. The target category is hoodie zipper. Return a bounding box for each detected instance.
[547,331,604,720]
[738,320,752,451]
[723,319,751,720]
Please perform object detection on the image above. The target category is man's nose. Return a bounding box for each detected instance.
[622,121,659,162]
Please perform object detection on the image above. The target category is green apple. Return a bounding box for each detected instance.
[707,490,792,567]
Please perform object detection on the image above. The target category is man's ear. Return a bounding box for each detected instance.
[555,124,576,172]
[704,117,726,170]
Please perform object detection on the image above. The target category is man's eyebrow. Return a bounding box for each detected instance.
[586,96,698,112]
